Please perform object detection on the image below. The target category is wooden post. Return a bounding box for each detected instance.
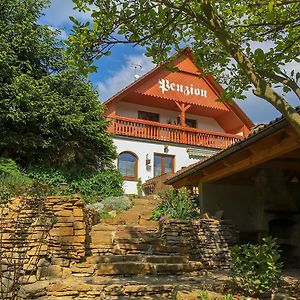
[174,101,191,127]
[180,107,186,127]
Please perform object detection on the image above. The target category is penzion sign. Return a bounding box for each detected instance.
[159,78,208,98]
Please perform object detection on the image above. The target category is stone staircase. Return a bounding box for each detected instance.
[44,196,206,299]
[20,196,233,299]
[84,196,203,277]
[71,254,203,277]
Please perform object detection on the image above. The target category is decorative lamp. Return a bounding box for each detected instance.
[145,154,151,166]
[164,145,169,153]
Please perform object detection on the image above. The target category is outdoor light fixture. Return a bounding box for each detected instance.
[145,154,151,166]
[164,145,169,153]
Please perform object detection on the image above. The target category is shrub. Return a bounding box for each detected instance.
[86,195,131,216]
[137,178,143,197]
[0,158,33,202]
[198,291,235,300]
[151,187,200,220]
[69,170,124,203]
[230,237,282,296]
[198,290,209,300]
[27,166,124,203]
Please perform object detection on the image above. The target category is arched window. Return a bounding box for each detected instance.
[118,151,138,180]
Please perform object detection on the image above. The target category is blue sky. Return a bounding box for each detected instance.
[40,0,299,125]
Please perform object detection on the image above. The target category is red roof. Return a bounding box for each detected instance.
[104,47,254,134]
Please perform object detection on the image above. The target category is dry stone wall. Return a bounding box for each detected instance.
[0,195,239,299]
[160,219,239,269]
[0,195,86,285]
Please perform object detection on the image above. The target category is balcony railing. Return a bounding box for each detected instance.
[108,116,243,149]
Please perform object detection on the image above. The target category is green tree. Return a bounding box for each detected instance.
[0,0,116,169]
[67,0,300,134]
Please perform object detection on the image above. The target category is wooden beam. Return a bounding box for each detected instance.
[260,159,300,171]
[170,126,300,188]
[174,101,191,127]
[200,133,300,183]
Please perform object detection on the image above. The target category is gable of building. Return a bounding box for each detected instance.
[104,48,253,136]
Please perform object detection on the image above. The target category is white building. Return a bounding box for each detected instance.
[104,49,253,194]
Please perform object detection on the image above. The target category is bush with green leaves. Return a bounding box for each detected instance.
[0,0,116,170]
[87,195,131,215]
[27,166,124,203]
[151,187,200,220]
[198,290,235,300]
[0,158,33,202]
[230,237,282,296]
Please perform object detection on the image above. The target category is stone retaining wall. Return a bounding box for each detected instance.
[160,219,239,269]
[0,195,86,285]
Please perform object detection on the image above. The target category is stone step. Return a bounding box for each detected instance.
[92,224,158,232]
[94,261,203,276]
[114,243,190,255]
[86,254,189,264]
[115,230,159,239]
[21,273,229,299]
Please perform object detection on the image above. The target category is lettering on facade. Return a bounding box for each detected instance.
[158,78,208,98]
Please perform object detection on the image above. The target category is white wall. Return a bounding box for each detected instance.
[113,137,218,194]
[117,102,225,132]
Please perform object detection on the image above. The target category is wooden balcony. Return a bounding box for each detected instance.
[108,116,243,149]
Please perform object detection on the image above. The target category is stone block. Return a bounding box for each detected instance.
[20,280,49,298]
[96,262,151,275]
[50,227,74,236]
[55,210,73,217]
[56,216,75,223]
[53,222,74,227]
[91,233,113,245]
[51,257,70,267]
[73,208,84,218]
[74,221,85,230]
[36,265,49,280]
[62,267,72,278]
[74,229,85,236]
[58,235,85,244]
[71,264,95,275]
[47,265,63,278]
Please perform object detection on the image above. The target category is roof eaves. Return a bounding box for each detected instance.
[103,47,193,106]
[165,108,299,185]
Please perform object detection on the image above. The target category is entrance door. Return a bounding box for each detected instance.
[154,153,174,177]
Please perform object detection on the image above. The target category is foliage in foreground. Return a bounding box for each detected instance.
[27,166,124,203]
[0,0,116,169]
[230,237,282,296]
[198,290,236,300]
[68,0,300,135]
[0,159,124,203]
[0,158,33,202]
[151,187,200,221]
[86,195,131,219]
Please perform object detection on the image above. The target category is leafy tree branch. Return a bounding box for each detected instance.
[67,0,300,134]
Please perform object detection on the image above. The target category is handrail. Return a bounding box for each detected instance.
[107,116,243,149]
[109,116,242,139]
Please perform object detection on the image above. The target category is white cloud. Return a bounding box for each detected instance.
[42,0,91,27]
[48,26,68,40]
[248,40,275,52]
[96,54,155,101]
[283,60,300,75]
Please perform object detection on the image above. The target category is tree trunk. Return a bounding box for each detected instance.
[198,0,300,136]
